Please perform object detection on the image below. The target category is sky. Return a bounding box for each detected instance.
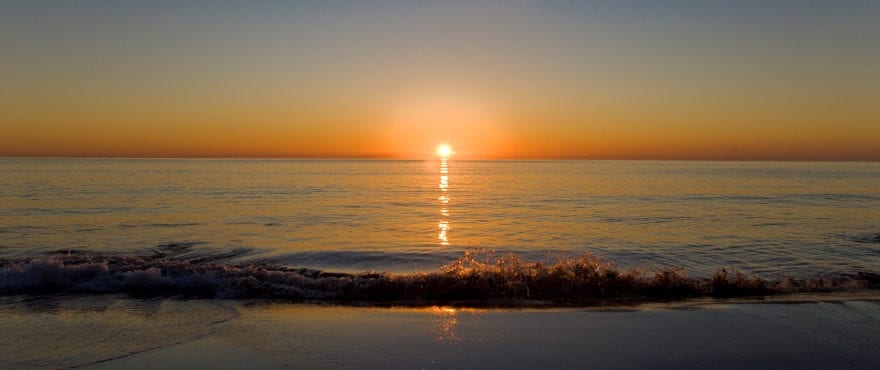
[1,1,878,160]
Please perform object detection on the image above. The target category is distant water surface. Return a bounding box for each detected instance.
[1,158,878,277]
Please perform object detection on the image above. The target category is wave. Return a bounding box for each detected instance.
[852,233,880,244]
[1,250,877,307]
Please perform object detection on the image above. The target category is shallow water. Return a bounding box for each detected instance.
[1,158,878,277]
[0,295,238,369]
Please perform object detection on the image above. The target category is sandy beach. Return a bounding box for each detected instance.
[2,294,878,370]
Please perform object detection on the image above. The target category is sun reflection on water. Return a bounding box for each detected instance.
[430,306,460,344]
[437,146,452,245]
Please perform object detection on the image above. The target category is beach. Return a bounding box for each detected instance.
[2,294,878,369]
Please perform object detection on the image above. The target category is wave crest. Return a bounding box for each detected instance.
[1,250,877,306]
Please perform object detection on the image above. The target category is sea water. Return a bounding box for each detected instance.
[1,158,878,278]
[3,158,880,368]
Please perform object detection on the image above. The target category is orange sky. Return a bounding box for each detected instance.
[2,2,878,160]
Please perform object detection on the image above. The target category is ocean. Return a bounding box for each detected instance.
[1,158,879,304]
[2,158,878,276]
[2,158,880,369]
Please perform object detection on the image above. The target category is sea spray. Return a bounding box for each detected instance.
[1,250,877,306]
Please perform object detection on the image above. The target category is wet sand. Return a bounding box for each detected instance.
[2,295,879,369]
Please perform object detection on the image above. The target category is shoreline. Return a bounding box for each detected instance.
[4,252,878,308]
[3,294,879,369]
[101,298,880,370]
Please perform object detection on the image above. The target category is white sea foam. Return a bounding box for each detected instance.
[1,250,876,306]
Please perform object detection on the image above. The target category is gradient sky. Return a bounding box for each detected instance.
[2,1,878,159]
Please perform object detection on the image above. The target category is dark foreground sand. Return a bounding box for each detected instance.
[2,294,879,369]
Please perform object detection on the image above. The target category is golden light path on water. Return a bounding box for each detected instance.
[429,306,484,345]
[430,306,460,345]
[437,144,452,245]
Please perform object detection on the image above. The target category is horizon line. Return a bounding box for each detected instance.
[2,155,878,162]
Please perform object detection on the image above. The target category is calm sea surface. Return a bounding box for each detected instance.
[1,158,878,277]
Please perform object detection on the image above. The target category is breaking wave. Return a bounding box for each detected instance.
[1,250,877,307]
[853,233,880,244]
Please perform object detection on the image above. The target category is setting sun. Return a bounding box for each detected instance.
[436,144,453,158]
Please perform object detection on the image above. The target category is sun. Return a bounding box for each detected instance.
[436,144,453,157]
